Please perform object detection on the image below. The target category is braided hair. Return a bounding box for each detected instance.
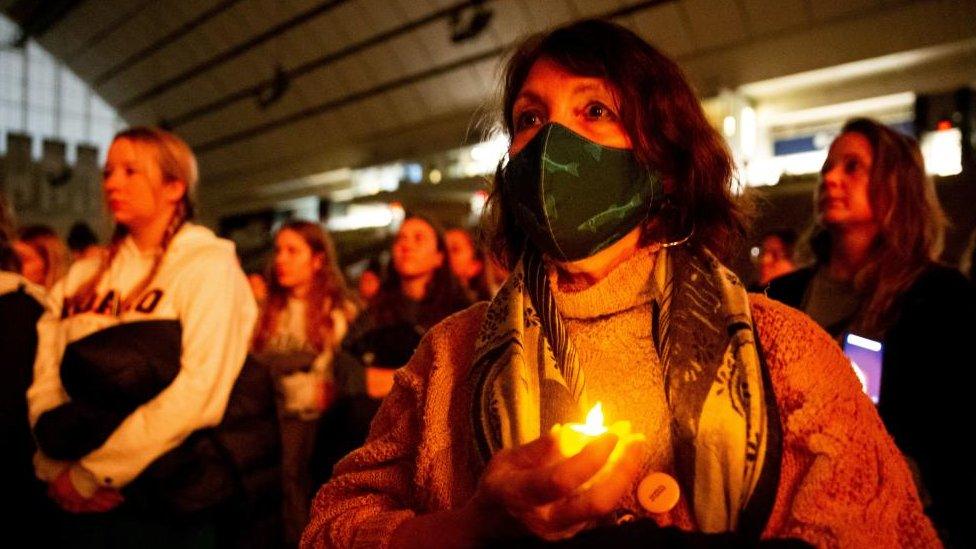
[70,127,198,314]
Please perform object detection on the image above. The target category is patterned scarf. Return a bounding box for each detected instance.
[470,245,779,533]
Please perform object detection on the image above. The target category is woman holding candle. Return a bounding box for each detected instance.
[304,20,937,548]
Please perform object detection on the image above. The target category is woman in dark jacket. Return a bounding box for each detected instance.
[314,214,471,484]
[344,213,472,399]
[766,117,975,547]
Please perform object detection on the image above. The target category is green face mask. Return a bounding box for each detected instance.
[501,123,664,261]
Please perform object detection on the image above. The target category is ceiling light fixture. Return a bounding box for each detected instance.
[449,1,493,44]
[257,65,290,110]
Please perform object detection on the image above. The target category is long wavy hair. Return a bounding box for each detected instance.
[483,19,747,267]
[252,221,355,353]
[370,214,471,330]
[811,117,947,335]
[70,127,197,312]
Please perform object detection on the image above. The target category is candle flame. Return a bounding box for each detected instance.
[570,402,607,436]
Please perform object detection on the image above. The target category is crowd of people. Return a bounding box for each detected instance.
[2,17,974,549]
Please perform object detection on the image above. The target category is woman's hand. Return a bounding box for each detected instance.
[48,466,124,513]
[468,431,647,542]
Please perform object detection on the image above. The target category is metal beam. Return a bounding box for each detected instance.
[193,44,505,153]
[167,0,490,129]
[113,0,354,109]
[63,0,154,63]
[90,0,247,86]
[190,0,675,155]
[5,0,84,47]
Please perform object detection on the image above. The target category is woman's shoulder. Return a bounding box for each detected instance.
[62,253,102,284]
[0,270,45,300]
[748,293,872,442]
[165,224,243,280]
[764,266,816,307]
[171,224,237,261]
[749,292,824,343]
[748,293,856,391]
[910,262,974,298]
[424,301,490,339]
[403,302,490,376]
[749,292,839,360]
[0,271,48,318]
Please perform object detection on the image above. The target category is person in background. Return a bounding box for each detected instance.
[11,237,45,286]
[960,227,976,282]
[445,226,494,301]
[355,257,383,304]
[767,117,974,547]
[15,224,70,290]
[251,220,358,548]
[27,127,279,548]
[248,271,269,307]
[0,193,55,544]
[343,214,471,401]
[308,214,472,495]
[67,221,103,263]
[752,228,798,289]
[304,21,935,549]
[0,194,22,273]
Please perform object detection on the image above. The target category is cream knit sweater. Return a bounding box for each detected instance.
[303,249,938,548]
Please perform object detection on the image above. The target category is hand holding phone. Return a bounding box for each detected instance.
[842,333,884,403]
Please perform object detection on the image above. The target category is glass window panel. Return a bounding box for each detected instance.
[27,75,55,109]
[61,113,85,145]
[91,124,116,161]
[60,69,88,115]
[2,102,23,132]
[91,95,115,120]
[0,52,24,103]
[27,107,55,143]
[1,13,120,162]
[0,14,18,43]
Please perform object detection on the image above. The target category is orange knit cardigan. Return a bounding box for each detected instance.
[303,295,939,549]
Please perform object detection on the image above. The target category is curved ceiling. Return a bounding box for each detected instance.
[6,0,975,200]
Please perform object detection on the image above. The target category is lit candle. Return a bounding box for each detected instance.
[551,402,640,458]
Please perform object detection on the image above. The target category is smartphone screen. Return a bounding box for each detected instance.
[842,333,884,404]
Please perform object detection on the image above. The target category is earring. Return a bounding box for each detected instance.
[660,224,694,248]
[653,197,693,248]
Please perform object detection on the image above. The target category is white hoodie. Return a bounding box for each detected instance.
[0,271,48,305]
[27,223,257,493]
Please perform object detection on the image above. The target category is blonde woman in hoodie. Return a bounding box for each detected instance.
[28,127,278,548]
